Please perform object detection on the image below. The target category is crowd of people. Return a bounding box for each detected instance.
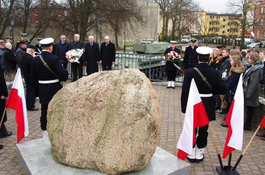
[172,38,265,163]
[0,33,116,149]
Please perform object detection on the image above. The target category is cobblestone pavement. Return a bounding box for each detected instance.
[0,82,264,175]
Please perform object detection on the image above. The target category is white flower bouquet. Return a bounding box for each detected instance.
[65,49,84,64]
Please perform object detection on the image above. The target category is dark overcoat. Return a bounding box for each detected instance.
[4,48,16,73]
[84,42,99,74]
[100,42,116,66]
[55,41,69,63]
[21,53,33,87]
[164,47,181,71]
[181,63,227,121]
[0,66,8,123]
[31,51,68,104]
[183,45,198,69]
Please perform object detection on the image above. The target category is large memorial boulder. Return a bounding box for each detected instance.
[47,69,161,175]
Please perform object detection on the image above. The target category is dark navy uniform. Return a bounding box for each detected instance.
[180,46,227,162]
[164,47,181,84]
[183,45,198,69]
[31,43,68,130]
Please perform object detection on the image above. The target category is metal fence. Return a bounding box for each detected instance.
[67,53,184,82]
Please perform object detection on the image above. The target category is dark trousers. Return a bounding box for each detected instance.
[166,70,176,81]
[40,104,48,131]
[245,106,255,128]
[0,123,8,136]
[214,94,221,110]
[26,87,36,110]
[72,61,83,80]
[0,99,7,136]
[102,64,112,71]
[195,124,209,149]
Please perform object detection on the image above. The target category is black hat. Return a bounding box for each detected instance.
[0,41,5,45]
[40,37,54,47]
[190,38,197,43]
[19,40,27,45]
[6,36,12,40]
[0,37,4,40]
[21,33,27,37]
[27,44,35,49]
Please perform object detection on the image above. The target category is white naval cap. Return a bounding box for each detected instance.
[170,40,177,44]
[196,46,213,56]
[40,37,54,47]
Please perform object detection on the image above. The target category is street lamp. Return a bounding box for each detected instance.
[10,16,15,43]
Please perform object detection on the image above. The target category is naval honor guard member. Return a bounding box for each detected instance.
[181,46,227,163]
[31,37,68,131]
[183,38,198,69]
[164,40,181,89]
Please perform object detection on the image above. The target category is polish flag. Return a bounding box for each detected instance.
[223,74,244,159]
[5,68,29,143]
[177,79,209,160]
[260,116,265,128]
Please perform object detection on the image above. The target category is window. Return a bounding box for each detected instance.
[261,19,264,25]
[223,25,225,28]
[210,15,214,19]
[228,22,231,26]
[261,7,263,14]
[227,29,230,32]
[50,21,54,26]
[216,28,219,32]
[217,16,220,19]
[209,22,213,25]
[223,19,226,22]
[51,11,54,16]
[209,28,213,31]
[263,31,265,37]
[35,11,38,16]
[235,29,238,33]
[222,31,225,34]
[58,12,61,17]
[235,22,238,26]
[217,22,220,25]
[64,11,68,16]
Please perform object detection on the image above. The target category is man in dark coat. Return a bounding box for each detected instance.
[181,46,227,163]
[0,65,12,142]
[21,44,38,111]
[183,38,198,69]
[84,35,99,75]
[16,33,30,50]
[31,38,68,131]
[164,41,181,89]
[15,40,27,69]
[35,38,42,54]
[4,42,16,75]
[99,36,116,70]
[55,35,69,69]
[68,34,84,81]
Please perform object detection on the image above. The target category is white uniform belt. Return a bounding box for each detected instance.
[199,93,213,97]
[38,79,59,84]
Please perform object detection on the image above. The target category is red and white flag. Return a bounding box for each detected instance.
[260,116,265,128]
[5,68,29,143]
[223,74,244,159]
[177,79,209,160]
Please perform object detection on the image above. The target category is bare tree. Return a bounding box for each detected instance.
[0,0,15,36]
[227,0,256,50]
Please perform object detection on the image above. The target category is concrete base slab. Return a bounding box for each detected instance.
[16,135,190,175]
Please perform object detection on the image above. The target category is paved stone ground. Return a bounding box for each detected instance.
[0,81,265,175]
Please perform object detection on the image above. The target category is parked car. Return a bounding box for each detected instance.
[212,36,222,40]
[247,42,261,49]
[181,36,190,43]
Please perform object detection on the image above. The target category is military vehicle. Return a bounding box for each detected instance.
[114,39,187,82]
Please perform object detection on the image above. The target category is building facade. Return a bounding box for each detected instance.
[253,0,265,40]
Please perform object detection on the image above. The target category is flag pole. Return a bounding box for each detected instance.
[228,153,232,170]
[0,108,7,131]
[209,123,224,171]
[232,125,261,171]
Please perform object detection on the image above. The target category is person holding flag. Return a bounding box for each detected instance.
[180,46,227,163]
[0,65,12,143]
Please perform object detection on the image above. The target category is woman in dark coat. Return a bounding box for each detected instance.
[164,41,181,89]
[243,52,263,130]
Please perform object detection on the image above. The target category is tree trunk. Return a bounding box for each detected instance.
[0,0,15,36]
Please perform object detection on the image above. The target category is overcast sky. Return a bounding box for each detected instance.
[194,0,231,14]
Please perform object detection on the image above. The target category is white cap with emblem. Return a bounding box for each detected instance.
[40,37,54,47]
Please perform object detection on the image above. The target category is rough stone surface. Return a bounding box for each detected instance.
[47,69,162,175]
